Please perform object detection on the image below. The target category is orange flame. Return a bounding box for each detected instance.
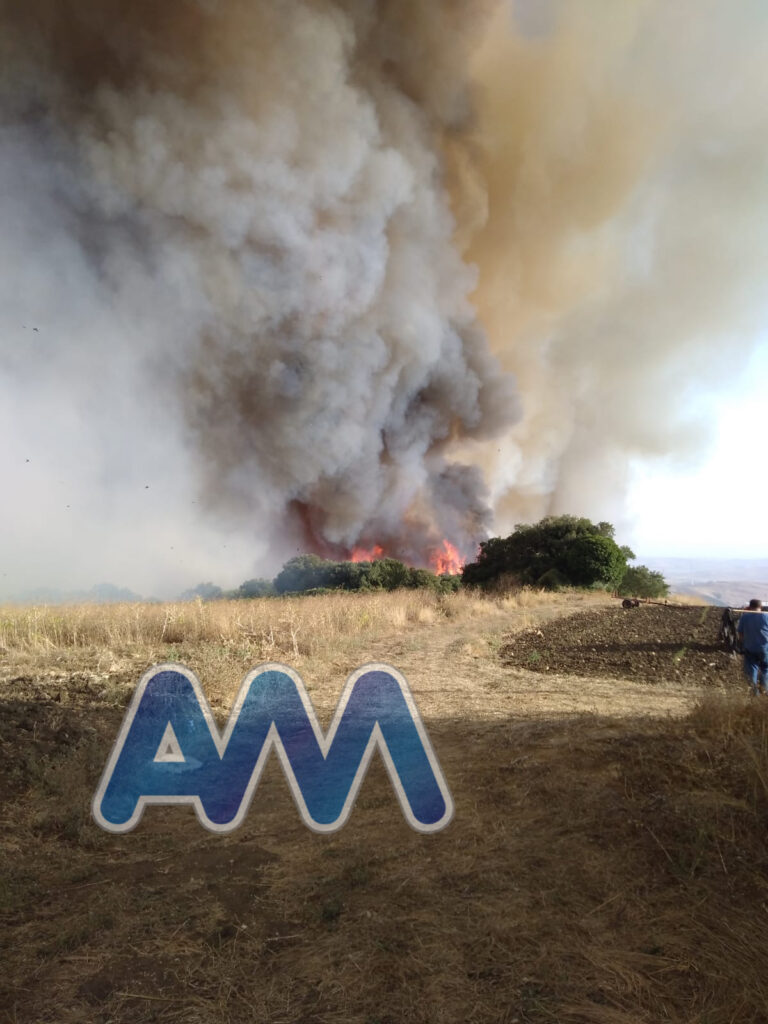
[349,539,463,573]
[430,539,463,575]
[350,544,385,563]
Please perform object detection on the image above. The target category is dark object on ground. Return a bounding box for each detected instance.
[617,596,675,609]
[720,607,741,653]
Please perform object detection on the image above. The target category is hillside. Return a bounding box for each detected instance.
[1,591,766,1023]
[642,556,768,608]
[672,580,768,608]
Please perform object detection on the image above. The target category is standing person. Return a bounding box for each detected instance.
[737,599,768,695]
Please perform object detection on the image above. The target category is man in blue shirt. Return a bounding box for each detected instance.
[738,599,768,695]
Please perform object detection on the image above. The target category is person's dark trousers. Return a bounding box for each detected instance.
[743,649,768,694]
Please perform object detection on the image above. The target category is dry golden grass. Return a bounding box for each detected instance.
[0,587,593,655]
[0,588,611,713]
[3,588,764,1024]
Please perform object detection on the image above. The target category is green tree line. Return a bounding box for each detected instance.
[179,554,461,601]
[179,516,668,601]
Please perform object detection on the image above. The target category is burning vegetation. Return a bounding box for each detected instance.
[271,553,462,597]
[176,517,665,604]
[350,539,464,576]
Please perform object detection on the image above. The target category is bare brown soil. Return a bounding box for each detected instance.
[2,593,766,1024]
[501,605,742,688]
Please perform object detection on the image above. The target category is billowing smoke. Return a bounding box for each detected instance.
[466,1,768,533]
[0,0,516,594]
[1,1,766,596]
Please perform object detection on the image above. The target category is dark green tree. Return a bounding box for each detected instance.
[368,558,412,590]
[462,515,631,590]
[327,561,375,591]
[564,534,627,588]
[273,555,335,594]
[437,573,462,594]
[618,565,669,599]
[407,567,441,591]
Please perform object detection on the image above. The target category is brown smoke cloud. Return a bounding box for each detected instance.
[465,0,768,532]
[0,1,766,595]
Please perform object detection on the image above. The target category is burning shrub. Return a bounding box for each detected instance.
[273,555,461,596]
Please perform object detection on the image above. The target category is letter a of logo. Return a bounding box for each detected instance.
[92,662,453,834]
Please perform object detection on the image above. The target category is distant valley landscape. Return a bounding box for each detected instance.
[642,557,768,608]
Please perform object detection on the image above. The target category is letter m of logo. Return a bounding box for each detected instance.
[92,662,453,834]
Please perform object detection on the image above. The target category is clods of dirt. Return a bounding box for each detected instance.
[500,605,743,687]
[0,697,93,795]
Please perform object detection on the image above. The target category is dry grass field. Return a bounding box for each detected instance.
[2,589,768,1023]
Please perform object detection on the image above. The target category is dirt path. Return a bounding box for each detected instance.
[336,597,733,722]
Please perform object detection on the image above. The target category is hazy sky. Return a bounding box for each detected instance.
[628,345,768,559]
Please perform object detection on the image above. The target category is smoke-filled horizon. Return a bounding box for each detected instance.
[1,0,767,597]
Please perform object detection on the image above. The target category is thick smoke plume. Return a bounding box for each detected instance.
[1,1,767,595]
[0,0,516,592]
[466,1,768,532]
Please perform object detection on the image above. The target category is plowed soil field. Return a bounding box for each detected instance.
[501,604,743,687]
